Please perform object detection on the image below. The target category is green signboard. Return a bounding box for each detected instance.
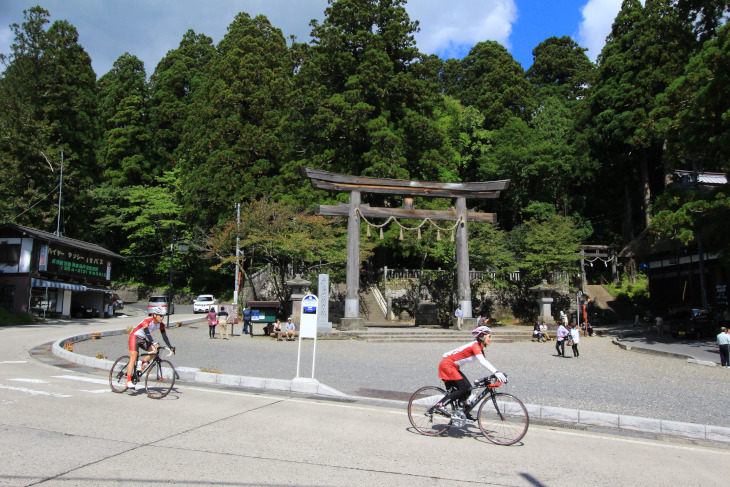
[46,247,111,282]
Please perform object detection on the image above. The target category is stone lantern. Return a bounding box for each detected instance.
[530,280,557,326]
[286,274,311,327]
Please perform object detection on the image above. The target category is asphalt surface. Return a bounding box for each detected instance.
[70,310,730,429]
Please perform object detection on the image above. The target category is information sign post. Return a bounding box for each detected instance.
[296,293,318,379]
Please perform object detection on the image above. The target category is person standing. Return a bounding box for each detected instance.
[206,307,217,339]
[555,321,569,357]
[242,305,252,337]
[655,315,664,337]
[454,305,464,330]
[569,323,580,358]
[217,306,229,340]
[717,327,730,368]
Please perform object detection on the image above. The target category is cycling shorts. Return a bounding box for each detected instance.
[128,334,152,354]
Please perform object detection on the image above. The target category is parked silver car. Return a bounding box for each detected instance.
[147,295,174,315]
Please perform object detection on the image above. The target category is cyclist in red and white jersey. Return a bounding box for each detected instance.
[126,306,175,388]
[436,323,507,417]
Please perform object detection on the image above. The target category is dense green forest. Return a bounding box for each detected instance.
[1,0,729,301]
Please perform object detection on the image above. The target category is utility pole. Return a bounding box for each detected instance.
[55,151,63,236]
[233,203,241,305]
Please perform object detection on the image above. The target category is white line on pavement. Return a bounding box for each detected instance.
[53,375,109,385]
[8,378,48,384]
[82,389,111,394]
[0,384,72,398]
[0,361,28,364]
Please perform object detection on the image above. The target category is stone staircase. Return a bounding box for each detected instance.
[320,326,534,343]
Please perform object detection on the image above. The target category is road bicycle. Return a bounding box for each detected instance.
[408,374,529,445]
[109,346,178,399]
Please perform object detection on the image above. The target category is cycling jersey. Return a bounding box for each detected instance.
[131,317,166,341]
[128,317,169,352]
[439,341,497,381]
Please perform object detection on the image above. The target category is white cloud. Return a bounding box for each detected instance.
[407,0,517,58]
[0,0,523,74]
[577,0,622,61]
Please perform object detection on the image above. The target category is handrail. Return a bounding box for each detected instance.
[369,285,387,317]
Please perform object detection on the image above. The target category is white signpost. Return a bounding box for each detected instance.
[295,293,318,380]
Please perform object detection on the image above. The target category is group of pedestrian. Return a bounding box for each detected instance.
[206,305,255,339]
[555,321,581,358]
[272,318,297,341]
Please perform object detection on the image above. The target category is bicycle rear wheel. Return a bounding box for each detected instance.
[408,386,452,436]
[109,356,130,393]
[477,392,529,445]
[145,359,175,399]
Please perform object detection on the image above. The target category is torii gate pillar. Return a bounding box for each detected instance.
[340,190,366,330]
[455,197,475,329]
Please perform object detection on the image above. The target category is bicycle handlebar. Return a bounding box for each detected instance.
[474,374,508,388]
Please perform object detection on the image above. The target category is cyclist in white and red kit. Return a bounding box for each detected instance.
[436,323,507,418]
[126,306,175,389]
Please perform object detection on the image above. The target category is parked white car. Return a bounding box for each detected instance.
[193,295,218,313]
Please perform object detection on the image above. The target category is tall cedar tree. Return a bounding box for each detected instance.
[177,12,290,229]
[587,0,696,241]
[443,40,535,131]
[0,7,98,234]
[526,36,594,102]
[97,53,152,187]
[148,30,215,174]
[655,21,730,172]
[290,0,456,195]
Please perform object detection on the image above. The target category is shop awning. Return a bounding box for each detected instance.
[31,278,87,291]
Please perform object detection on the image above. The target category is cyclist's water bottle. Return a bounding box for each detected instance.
[466,390,478,406]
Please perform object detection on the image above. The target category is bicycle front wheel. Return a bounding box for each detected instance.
[477,392,529,445]
[408,386,452,436]
[109,356,130,393]
[145,360,175,399]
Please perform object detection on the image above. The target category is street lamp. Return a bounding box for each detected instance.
[167,235,189,328]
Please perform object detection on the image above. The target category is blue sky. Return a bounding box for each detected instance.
[0,0,623,77]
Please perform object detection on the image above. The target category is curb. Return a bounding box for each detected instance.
[612,338,719,366]
[52,325,730,444]
[51,320,348,398]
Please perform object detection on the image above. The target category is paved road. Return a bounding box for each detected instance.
[56,310,730,429]
[2,319,729,486]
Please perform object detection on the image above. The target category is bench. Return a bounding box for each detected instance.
[265,323,299,340]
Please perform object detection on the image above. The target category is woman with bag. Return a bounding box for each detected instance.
[206,307,217,339]
[569,323,580,358]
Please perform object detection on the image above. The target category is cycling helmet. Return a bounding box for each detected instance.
[472,325,492,340]
[150,306,166,316]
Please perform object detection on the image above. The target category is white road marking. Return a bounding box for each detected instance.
[53,375,109,385]
[8,378,48,384]
[82,389,111,394]
[0,361,27,364]
[0,384,71,398]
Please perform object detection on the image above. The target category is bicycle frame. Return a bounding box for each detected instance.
[456,376,505,418]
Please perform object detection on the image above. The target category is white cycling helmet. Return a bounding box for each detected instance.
[150,306,166,316]
[472,325,492,340]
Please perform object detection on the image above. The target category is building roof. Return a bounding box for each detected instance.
[0,223,123,259]
[671,170,728,187]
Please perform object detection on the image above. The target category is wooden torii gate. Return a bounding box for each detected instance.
[302,167,510,330]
